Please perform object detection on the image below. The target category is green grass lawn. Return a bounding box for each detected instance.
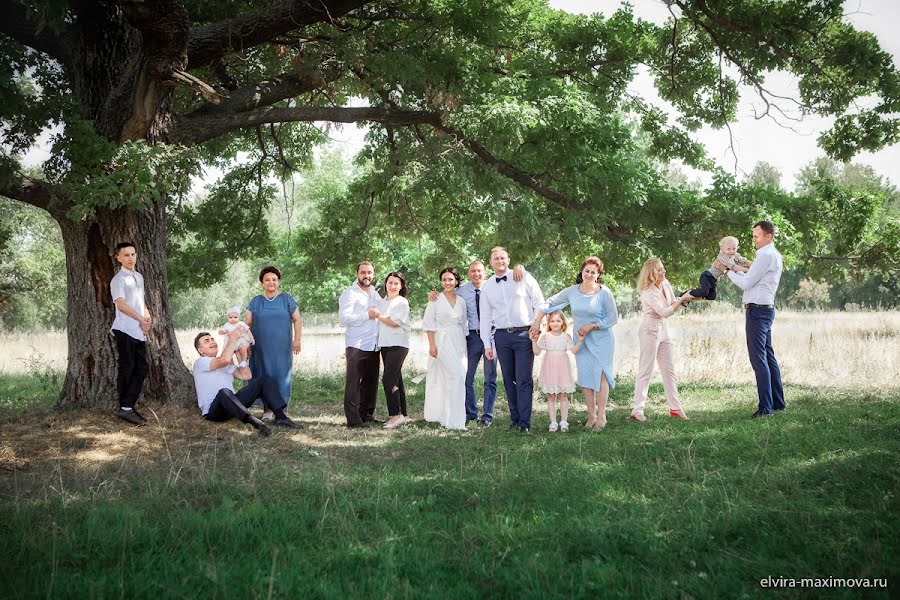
[0,372,897,599]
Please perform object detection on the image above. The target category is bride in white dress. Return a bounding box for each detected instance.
[423,267,468,430]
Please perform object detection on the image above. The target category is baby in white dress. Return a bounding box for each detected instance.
[219,306,255,367]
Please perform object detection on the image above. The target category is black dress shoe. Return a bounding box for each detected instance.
[479,419,492,427]
[519,427,530,434]
[131,409,148,423]
[507,423,519,431]
[248,416,272,437]
[750,410,773,419]
[347,422,365,428]
[115,408,143,426]
[274,417,303,429]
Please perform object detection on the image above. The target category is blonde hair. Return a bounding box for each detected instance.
[636,257,663,292]
[545,310,568,332]
[719,236,739,248]
[489,246,508,258]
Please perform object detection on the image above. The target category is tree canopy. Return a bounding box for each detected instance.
[0,0,897,406]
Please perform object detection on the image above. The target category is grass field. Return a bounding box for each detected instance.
[1,367,897,598]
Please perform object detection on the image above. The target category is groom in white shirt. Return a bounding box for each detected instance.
[727,220,785,418]
[479,246,545,433]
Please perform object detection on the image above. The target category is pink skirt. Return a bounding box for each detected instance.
[539,352,576,393]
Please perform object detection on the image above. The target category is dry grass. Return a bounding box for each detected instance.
[0,400,466,498]
[2,310,897,390]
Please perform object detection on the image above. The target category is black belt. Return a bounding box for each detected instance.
[744,303,774,309]
[469,329,480,336]
[498,325,530,333]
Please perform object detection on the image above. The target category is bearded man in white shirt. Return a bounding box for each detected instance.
[727,220,785,418]
[339,261,383,427]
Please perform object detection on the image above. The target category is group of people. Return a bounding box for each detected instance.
[107,220,785,435]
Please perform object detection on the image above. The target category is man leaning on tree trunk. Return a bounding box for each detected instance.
[109,241,151,426]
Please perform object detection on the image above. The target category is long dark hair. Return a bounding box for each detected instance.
[574,256,604,285]
[383,271,408,298]
[439,267,461,288]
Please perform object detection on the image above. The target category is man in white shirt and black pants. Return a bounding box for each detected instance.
[480,247,545,433]
[339,261,382,427]
[727,220,785,418]
[109,242,151,425]
[192,329,300,435]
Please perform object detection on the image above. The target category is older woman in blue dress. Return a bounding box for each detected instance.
[245,266,302,421]
[531,257,618,431]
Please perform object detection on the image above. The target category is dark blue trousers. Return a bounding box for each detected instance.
[493,329,534,428]
[465,332,497,422]
[689,270,718,300]
[205,375,287,422]
[745,306,785,414]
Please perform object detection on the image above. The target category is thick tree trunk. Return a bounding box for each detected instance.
[47,2,195,410]
[56,199,193,409]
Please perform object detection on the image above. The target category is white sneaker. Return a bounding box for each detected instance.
[559,420,569,432]
[549,421,558,432]
[261,410,274,423]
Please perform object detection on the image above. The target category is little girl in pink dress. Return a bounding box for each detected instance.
[532,311,582,432]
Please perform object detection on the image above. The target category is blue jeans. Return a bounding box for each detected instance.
[465,332,497,422]
[745,306,785,414]
[494,329,535,428]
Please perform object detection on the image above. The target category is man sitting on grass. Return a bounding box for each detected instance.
[193,329,301,436]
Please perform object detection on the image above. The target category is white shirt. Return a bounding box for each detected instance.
[110,267,146,341]
[727,242,783,305]
[379,296,411,348]
[339,281,381,351]
[479,271,545,350]
[192,356,237,416]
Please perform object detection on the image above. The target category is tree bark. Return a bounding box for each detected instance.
[44,2,195,409]
[55,200,194,409]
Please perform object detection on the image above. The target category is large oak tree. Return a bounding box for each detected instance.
[1,0,896,408]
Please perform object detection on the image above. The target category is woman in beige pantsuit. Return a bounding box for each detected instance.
[631,258,693,421]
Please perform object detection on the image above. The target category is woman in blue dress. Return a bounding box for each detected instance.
[531,256,618,431]
[245,266,302,420]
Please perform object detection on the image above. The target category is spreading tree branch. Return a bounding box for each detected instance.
[170,102,585,211]
[179,68,338,121]
[169,105,440,145]
[0,0,71,62]
[187,0,371,69]
[0,174,55,213]
[431,123,582,210]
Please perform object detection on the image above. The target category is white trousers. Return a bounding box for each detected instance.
[632,320,682,415]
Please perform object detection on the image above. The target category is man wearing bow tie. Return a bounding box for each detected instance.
[479,246,546,433]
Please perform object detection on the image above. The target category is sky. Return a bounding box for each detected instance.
[549,0,900,189]
[19,0,899,192]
